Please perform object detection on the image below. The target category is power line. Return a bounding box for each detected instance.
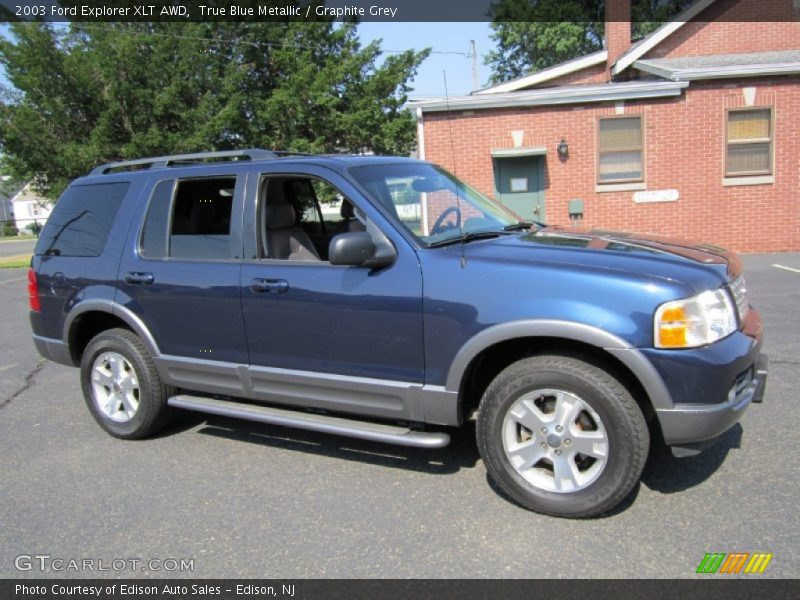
[70,23,474,58]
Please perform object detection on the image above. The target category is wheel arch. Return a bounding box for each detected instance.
[64,300,160,365]
[446,320,674,423]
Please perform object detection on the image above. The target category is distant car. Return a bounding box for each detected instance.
[28,149,767,517]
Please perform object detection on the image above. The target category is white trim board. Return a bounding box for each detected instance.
[476,50,608,95]
[612,0,718,75]
[409,81,689,113]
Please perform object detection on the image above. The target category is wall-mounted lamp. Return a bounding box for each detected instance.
[557,139,569,158]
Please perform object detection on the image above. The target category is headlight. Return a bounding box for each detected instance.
[654,288,737,349]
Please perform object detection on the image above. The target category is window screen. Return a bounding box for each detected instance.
[597,117,643,183]
[35,182,129,257]
[726,109,772,176]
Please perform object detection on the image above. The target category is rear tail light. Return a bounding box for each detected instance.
[27,268,41,312]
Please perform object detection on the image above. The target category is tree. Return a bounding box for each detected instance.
[485,0,695,85]
[0,20,429,199]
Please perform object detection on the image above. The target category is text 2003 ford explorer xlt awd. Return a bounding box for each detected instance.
[28,150,767,517]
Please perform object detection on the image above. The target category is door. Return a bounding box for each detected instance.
[118,170,249,375]
[494,156,546,222]
[239,165,425,420]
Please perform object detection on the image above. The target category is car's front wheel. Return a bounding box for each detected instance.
[476,354,649,518]
[80,328,175,439]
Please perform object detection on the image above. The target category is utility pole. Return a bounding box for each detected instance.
[470,40,478,91]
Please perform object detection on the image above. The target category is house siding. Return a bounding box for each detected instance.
[421,77,799,252]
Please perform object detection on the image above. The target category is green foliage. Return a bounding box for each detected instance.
[0,21,429,198]
[2,221,18,236]
[485,0,695,85]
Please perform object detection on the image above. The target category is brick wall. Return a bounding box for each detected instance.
[421,78,800,252]
[606,0,632,67]
[542,62,609,87]
[645,0,800,59]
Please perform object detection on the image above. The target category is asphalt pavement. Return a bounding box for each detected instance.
[0,238,36,258]
[1,254,798,578]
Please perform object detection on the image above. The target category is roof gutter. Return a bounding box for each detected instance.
[634,59,800,81]
[408,81,689,114]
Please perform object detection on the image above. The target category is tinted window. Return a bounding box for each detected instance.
[35,182,129,257]
[140,180,174,258]
[139,177,236,260]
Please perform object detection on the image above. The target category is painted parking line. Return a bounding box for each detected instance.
[772,264,800,274]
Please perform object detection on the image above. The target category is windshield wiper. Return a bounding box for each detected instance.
[428,230,506,248]
[503,221,535,232]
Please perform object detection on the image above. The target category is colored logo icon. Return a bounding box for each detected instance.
[696,552,773,574]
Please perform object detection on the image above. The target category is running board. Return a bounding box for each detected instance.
[168,395,450,449]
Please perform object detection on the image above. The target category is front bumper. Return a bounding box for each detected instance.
[656,353,767,454]
[647,308,766,454]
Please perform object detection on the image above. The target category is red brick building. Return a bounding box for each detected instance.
[409,0,800,252]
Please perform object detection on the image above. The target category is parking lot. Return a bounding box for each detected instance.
[1,253,798,579]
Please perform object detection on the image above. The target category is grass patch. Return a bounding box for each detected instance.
[0,255,31,269]
[0,234,38,242]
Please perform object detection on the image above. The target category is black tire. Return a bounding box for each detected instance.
[80,328,175,439]
[476,354,649,518]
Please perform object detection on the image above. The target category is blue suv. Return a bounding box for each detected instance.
[28,149,767,517]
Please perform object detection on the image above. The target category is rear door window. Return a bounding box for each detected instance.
[139,176,237,260]
[35,182,129,257]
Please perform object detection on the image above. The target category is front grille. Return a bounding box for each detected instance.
[729,274,748,322]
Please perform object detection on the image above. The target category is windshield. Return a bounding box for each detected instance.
[348,163,528,247]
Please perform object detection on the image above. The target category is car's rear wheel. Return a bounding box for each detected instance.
[476,354,649,518]
[80,328,175,439]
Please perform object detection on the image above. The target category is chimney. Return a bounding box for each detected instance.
[605,0,631,77]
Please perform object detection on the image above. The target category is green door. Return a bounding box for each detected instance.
[494,156,546,222]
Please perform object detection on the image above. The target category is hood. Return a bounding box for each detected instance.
[463,225,742,289]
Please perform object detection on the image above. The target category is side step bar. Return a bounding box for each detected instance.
[168,395,450,449]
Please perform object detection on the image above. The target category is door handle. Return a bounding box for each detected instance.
[250,278,289,294]
[124,272,154,285]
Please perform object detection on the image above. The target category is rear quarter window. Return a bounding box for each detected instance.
[35,182,129,257]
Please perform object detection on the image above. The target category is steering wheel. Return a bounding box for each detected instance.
[430,206,462,236]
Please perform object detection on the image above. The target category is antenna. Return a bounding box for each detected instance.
[470,40,478,91]
[442,70,467,269]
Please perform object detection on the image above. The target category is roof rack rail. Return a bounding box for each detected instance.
[89,149,278,176]
[271,151,315,157]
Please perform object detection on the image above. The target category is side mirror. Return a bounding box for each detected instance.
[328,232,395,269]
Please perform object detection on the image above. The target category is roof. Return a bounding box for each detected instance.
[474,0,721,95]
[634,50,800,81]
[475,50,608,95]
[409,80,689,114]
[611,0,718,75]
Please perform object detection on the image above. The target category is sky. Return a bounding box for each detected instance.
[358,22,495,97]
[0,22,496,99]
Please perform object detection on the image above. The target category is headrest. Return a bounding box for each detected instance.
[340,200,355,219]
[266,201,296,230]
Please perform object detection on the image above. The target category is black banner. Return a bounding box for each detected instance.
[1,0,799,23]
[2,579,800,600]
